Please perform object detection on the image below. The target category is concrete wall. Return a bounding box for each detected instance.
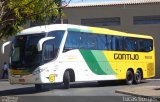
[0,40,10,76]
[64,3,160,77]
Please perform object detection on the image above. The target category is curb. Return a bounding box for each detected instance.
[115,90,160,100]
[146,79,160,81]
[115,86,160,101]
[0,79,9,81]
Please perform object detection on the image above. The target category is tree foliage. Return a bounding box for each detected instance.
[0,0,59,39]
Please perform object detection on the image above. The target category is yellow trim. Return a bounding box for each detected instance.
[10,69,23,75]
[89,27,153,39]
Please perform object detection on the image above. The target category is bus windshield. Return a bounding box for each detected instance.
[11,33,45,69]
[10,30,65,71]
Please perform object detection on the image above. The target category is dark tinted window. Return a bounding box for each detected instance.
[64,31,81,50]
[97,35,107,50]
[115,36,124,51]
[11,34,45,68]
[42,30,65,62]
[88,34,97,49]
[145,40,153,52]
[80,32,88,49]
[126,38,138,51]
[48,30,64,49]
[137,39,153,52]
[64,31,153,52]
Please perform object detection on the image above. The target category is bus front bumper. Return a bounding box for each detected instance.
[9,74,58,84]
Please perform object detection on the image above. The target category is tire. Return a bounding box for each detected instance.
[134,70,142,84]
[63,71,70,89]
[35,84,43,91]
[126,70,134,85]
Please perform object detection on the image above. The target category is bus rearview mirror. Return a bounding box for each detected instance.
[37,37,55,51]
[1,41,11,54]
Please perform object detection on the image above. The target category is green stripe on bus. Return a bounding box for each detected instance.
[80,50,106,75]
[91,50,115,75]
[91,51,107,74]
[67,28,93,33]
[79,50,115,75]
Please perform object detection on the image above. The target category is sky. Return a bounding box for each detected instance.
[66,0,124,3]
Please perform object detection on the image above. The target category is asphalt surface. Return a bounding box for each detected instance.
[0,79,159,102]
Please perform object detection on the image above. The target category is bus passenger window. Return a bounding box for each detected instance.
[106,35,112,50]
[115,36,124,51]
[126,38,137,51]
[80,32,88,49]
[64,31,81,50]
[97,35,107,50]
[137,39,153,52]
[88,34,97,50]
[111,36,116,50]
[145,40,153,52]
[137,39,145,52]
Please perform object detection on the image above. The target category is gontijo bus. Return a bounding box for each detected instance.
[1,24,155,90]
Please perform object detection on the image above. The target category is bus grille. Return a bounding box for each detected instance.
[147,63,154,77]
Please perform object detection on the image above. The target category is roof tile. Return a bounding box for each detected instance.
[66,0,160,8]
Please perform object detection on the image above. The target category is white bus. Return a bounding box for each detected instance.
[1,24,155,90]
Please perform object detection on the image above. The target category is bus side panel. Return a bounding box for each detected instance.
[103,51,136,80]
[61,50,118,82]
[103,51,155,79]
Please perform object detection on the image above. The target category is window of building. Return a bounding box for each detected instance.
[133,15,160,25]
[81,17,121,27]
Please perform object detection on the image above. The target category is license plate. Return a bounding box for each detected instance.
[19,79,25,82]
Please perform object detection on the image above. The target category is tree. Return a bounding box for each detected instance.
[0,0,59,39]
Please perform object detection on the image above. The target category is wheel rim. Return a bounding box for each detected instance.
[127,71,133,84]
[136,70,141,82]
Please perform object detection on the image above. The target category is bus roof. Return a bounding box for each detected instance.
[18,24,153,39]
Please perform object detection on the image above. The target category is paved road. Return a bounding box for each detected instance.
[0,79,159,102]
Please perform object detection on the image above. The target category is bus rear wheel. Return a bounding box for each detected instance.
[134,69,142,84]
[63,71,70,89]
[126,70,134,85]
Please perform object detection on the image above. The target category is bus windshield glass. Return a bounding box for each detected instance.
[11,30,65,70]
[11,33,45,69]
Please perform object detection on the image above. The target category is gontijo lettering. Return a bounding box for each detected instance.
[114,53,139,60]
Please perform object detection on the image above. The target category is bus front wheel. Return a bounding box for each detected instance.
[126,70,134,85]
[63,71,70,89]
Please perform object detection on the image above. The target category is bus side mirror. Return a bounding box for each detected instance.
[1,41,11,54]
[37,37,55,51]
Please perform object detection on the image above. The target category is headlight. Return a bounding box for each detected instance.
[33,68,45,75]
